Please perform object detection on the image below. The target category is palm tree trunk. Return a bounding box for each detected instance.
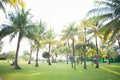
[84,27,87,69]
[117,38,120,48]
[92,52,94,65]
[95,36,99,68]
[72,37,76,70]
[66,55,69,64]
[107,52,110,64]
[84,47,87,69]
[28,47,32,64]
[14,33,21,69]
[81,52,83,64]
[48,42,51,65]
[35,47,39,67]
[68,40,70,49]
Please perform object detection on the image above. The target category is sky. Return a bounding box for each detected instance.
[25,0,95,33]
[0,0,95,55]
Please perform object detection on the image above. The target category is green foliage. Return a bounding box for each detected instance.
[6,51,15,60]
[0,53,7,60]
[87,0,120,44]
[42,51,50,58]
[20,50,30,61]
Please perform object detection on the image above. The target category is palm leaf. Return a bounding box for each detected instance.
[0,1,6,13]
[0,25,17,40]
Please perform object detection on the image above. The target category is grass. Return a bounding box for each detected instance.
[0,61,120,80]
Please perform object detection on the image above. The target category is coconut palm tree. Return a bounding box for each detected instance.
[44,27,57,65]
[79,19,90,69]
[33,21,46,67]
[87,0,120,48]
[62,22,79,70]
[0,9,37,69]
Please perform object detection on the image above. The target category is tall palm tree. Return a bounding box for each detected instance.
[80,18,101,68]
[33,21,46,67]
[79,19,89,69]
[87,0,120,48]
[62,22,79,70]
[0,9,37,69]
[44,27,56,65]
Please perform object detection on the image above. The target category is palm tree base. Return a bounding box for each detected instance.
[14,65,21,69]
[95,64,99,68]
[48,63,51,65]
[35,65,39,67]
[28,61,31,64]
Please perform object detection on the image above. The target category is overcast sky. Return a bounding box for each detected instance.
[1,0,95,54]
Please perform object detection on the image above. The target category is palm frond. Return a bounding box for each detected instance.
[0,25,17,40]
[0,1,6,13]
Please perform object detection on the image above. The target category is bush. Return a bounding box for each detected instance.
[42,51,50,58]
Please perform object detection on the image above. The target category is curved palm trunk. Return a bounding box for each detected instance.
[14,33,21,69]
[48,42,51,65]
[35,47,39,67]
[95,36,99,68]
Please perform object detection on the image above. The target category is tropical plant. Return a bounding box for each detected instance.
[79,19,89,69]
[20,50,30,61]
[61,22,79,70]
[0,9,37,69]
[44,27,57,65]
[6,51,15,63]
[87,42,96,65]
[33,21,46,67]
[87,0,120,48]
[42,51,50,58]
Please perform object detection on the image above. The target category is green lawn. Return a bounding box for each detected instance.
[0,61,120,80]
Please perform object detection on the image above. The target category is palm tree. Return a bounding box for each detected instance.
[87,0,120,48]
[33,21,46,67]
[81,18,100,68]
[79,19,89,69]
[62,22,79,70]
[44,27,57,65]
[0,9,37,69]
